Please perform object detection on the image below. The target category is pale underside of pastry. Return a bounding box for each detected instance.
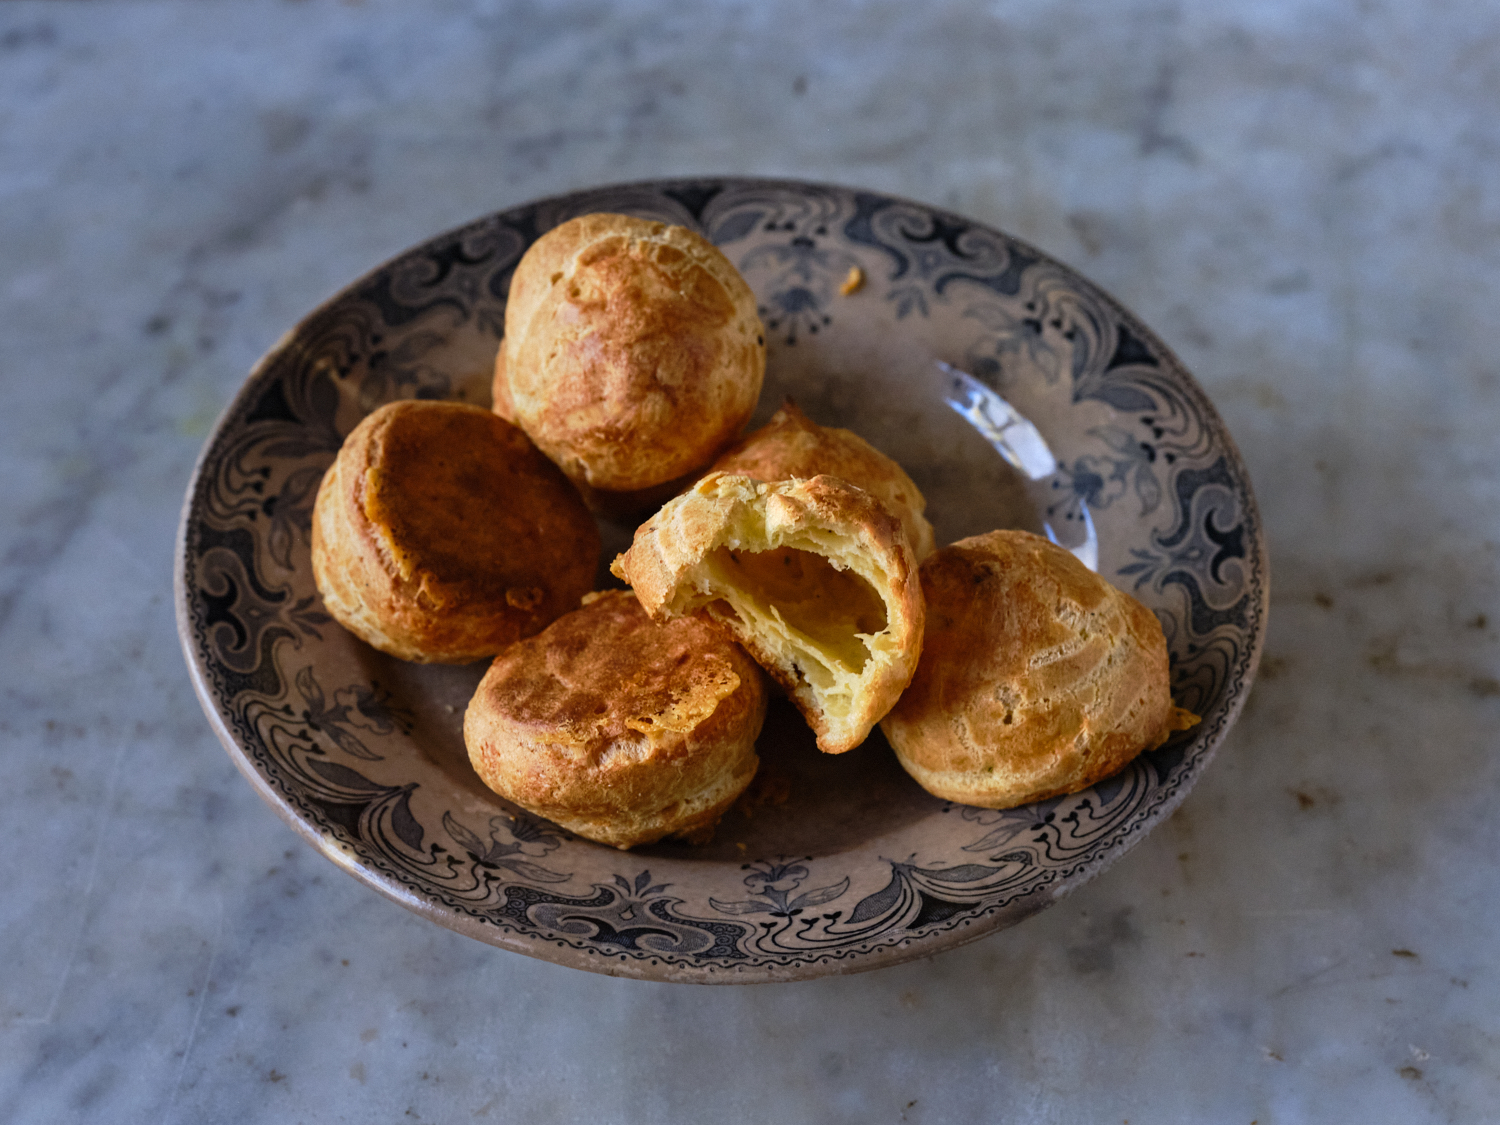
[880,529,1198,809]
[708,399,937,561]
[613,472,924,755]
[464,590,766,850]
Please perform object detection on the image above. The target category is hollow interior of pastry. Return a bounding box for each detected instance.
[693,537,893,726]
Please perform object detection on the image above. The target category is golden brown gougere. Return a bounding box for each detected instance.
[613,472,924,756]
[494,212,766,518]
[463,590,767,850]
[311,400,599,664]
[880,529,1198,808]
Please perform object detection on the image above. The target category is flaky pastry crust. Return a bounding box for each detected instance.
[463,590,766,849]
[311,400,599,663]
[612,472,924,755]
[494,213,765,508]
[880,530,1198,808]
[708,399,937,560]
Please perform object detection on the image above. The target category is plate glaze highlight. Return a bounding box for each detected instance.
[176,178,1267,982]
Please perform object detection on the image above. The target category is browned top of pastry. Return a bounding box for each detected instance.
[495,213,765,494]
[709,399,936,560]
[311,399,599,663]
[612,472,924,755]
[474,590,760,751]
[464,590,766,849]
[881,529,1196,808]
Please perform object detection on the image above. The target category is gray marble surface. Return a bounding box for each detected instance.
[2,1,1496,1121]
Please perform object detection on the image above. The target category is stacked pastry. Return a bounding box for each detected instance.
[312,211,1195,851]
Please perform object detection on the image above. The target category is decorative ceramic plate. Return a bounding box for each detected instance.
[176,178,1267,982]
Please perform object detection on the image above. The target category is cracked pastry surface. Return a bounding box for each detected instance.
[311,400,599,664]
[880,529,1198,808]
[494,212,765,511]
[707,399,937,561]
[463,590,766,850]
[613,472,924,755]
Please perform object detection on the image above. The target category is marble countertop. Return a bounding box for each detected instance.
[3,2,1496,1121]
